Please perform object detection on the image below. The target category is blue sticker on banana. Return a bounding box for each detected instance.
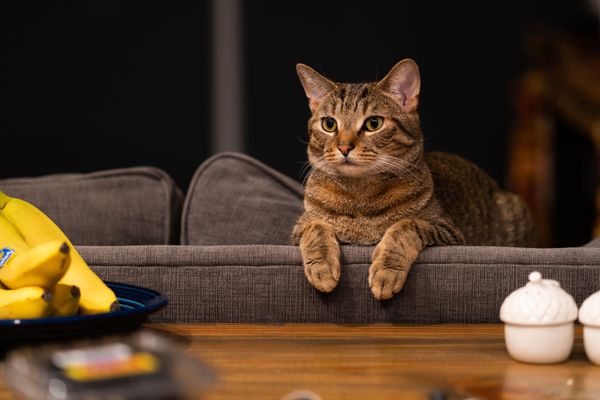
[0,247,15,267]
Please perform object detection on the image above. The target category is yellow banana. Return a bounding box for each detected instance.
[51,283,80,317]
[0,240,70,290]
[0,192,118,314]
[0,286,52,319]
[0,213,30,256]
[0,213,30,269]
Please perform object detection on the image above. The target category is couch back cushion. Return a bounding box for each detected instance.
[0,167,183,245]
[181,152,304,245]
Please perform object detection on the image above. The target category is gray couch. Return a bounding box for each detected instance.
[2,152,600,323]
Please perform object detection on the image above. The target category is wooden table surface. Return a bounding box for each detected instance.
[2,324,600,399]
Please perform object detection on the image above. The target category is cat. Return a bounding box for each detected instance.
[291,59,536,300]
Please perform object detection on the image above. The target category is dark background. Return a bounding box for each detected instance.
[3,2,211,187]
[2,0,598,245]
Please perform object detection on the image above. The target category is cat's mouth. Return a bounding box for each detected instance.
[338,158,358,166]
[334,158,369,176]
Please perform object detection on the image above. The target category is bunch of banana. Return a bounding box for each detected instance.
[0,286,53,319]
[0,191,118,319]
[0,214,71,319]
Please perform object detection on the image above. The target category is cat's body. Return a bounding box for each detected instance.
[292,59,535,300]
[295,151,535,247]
[427,152,535,247]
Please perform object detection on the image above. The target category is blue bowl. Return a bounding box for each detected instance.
[0,282,168,345]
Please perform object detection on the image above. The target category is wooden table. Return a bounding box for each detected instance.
[2,324,600,399]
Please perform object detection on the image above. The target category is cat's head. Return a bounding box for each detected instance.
[297,59,423,178]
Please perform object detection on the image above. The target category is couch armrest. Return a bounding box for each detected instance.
[80,244,600,323]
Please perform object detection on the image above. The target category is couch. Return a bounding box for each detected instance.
[2,152,600,323]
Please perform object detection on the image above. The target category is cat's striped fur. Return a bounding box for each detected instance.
[292,59,535,300]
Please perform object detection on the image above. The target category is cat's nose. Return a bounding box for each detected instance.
[337,144,354,157]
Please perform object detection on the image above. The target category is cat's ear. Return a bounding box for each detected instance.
[377,59,421,112]
[296,64,337,113]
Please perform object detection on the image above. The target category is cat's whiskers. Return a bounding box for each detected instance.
[302,157,328,186]
[299,161,313,181]
[297,136,309,146]
[374,155,420,180]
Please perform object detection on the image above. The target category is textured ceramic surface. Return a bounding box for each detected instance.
[500,271,578,326]
[500,271,577,364]
[579,290,600,327]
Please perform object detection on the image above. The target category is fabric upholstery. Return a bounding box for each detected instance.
[585,237,600,247]
[81,244,600,323]
[5,155,600,325]
[0,167,183,245]
[181,152,304,245]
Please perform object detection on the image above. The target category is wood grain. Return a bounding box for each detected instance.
[1,324,599,399]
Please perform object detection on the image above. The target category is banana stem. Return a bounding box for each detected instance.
[71,286,81,298]
[42,290,52,303]
[0,192,9,209]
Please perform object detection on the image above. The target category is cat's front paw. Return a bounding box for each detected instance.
[298,220,341,293]
[304,257,340,293]
[368,258,409,300]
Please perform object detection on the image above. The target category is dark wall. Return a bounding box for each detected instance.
[244,0,595,184]
[3,1,211,190]
[2,0,594,191]
[245,1,517,183]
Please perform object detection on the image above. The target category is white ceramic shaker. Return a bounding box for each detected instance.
[499,271,578,364]
[578,289,600,365]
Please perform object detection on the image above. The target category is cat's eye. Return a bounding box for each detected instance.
[322,117,337,133]
[364,116,383,132]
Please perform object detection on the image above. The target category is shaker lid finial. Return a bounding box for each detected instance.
[528,271,542,283]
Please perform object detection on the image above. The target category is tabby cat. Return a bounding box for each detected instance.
[291,59,535,300]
